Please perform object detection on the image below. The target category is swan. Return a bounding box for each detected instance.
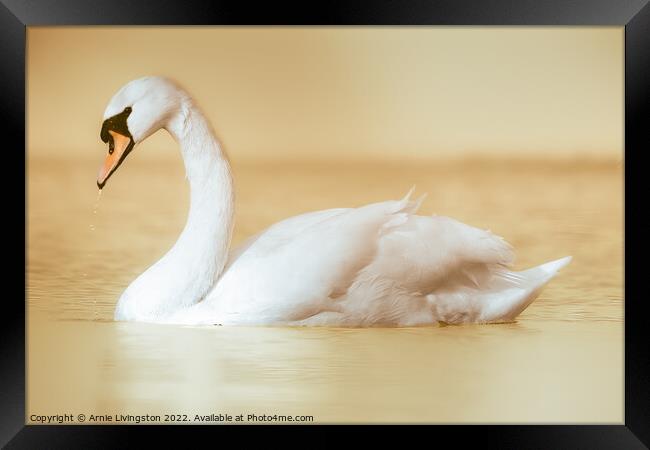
[97,76,571,326]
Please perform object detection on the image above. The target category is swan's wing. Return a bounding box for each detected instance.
[205,192,423,324]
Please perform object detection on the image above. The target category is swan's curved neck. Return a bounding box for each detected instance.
[169,100,234,279]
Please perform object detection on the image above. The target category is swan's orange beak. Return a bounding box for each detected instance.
[97,130,134,189]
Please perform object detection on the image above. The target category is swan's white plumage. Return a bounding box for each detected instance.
[104,76,571,326]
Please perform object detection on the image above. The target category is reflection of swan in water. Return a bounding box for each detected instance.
[97,76,571,326]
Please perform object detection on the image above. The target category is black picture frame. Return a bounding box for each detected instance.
[4,0,647,447]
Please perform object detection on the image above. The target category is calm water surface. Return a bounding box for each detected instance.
[27,156,623,423]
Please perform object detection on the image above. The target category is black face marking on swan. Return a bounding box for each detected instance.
[101,106,133,144]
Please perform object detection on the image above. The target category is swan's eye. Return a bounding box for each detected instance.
[124,106,132,114]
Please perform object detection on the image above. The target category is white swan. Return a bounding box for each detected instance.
[97,76,571,327]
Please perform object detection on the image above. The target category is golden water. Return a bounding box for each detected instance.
[26,156,623,423]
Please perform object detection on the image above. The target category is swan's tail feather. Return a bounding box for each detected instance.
[530,255,573,276]
[477,256,572,323]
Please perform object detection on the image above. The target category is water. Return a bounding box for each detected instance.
[86,189,102,321]
[26,156,623,423]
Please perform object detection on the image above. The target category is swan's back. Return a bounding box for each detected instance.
[172,192,570,327]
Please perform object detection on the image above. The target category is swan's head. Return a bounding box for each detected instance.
[97,76,187,189]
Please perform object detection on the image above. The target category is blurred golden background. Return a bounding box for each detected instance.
[28,27,622,163]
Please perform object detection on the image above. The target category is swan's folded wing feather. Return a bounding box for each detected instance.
[364,214,515,295]
[225,208,349,267]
